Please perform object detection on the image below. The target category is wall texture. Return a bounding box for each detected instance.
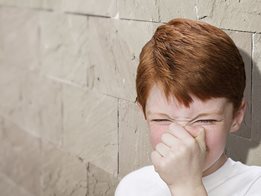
[0,0,260,196]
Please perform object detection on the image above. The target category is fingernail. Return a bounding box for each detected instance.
[199,127,204,132]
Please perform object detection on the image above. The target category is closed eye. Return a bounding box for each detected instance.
[151,119,171,122]
[195,119,218,124]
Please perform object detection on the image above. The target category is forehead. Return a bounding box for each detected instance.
[146,85,231,117]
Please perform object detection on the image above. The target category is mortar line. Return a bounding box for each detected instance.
[86,162,89,196]
[194,0,199,20]
[65,11,111,19]
[0,4,53,12]
[250,33,256,140]
[0,173,34,196]
[155,0,161,22]
[0,112,41,140]
[221,27,260,34]
[117,98,120,175]
[61,85,64,147]
[119,17,162,24]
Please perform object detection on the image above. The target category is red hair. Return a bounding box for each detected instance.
[136,18,245,118]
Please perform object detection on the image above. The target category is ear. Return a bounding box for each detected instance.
[230,100,247,133]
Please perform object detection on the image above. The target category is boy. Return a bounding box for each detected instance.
[115,18,261,195]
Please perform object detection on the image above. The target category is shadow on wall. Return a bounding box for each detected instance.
[226,48,261,164]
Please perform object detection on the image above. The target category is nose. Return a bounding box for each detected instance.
[184,125,203,138]
[172,120,189,127]
[168,122,203,138]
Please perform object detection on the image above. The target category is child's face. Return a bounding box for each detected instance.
[144,84,243,174]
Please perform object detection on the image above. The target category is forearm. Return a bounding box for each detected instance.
[169,183,207,196]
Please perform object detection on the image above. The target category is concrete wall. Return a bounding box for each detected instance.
[0,0,260,195]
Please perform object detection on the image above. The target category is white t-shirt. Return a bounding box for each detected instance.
[115,158,261,196]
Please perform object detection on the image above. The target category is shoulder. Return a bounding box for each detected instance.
[115,165,170,196]
[228,159,261,182]
[231,159,261,195]
[243,164,261,195]
[201,159,261,195]
[234,160,261,177]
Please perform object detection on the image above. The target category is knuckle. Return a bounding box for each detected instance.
[167,150,176,160]
[186,138,197,147]
[151,152,160,166]
[161,133,168,141]
[158,160,168,170]
[155,143,162,151]
[177,145,187,154]
[176,143,192,155]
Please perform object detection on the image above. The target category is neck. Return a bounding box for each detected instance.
[203,153,228,177]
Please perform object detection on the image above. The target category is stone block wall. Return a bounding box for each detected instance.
[0,1,260,195]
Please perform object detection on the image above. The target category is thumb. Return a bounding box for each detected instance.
[195,127,206,153]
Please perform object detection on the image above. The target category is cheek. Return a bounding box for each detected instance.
[149,124,168,149]
[204,126,228,154]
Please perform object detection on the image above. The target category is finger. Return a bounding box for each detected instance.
[155,142,170,157]
[151,151,162,171]
[185,125,207,152]
[161,132,180,147]
[168,123,192,140]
